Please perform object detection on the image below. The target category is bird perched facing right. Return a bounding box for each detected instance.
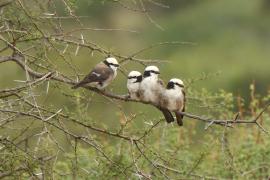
[161,78,186,126]
[139,66,174,123]
[72,57,119,89]
[127,71,142,100]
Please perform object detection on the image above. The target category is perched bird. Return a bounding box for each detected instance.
[127,71,142,100]
[139,66,162,104]
[72,57,119,89]
[139,66,174,123]
[161,78,186,126]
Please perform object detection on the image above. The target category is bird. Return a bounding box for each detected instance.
[139,66,162,104]
[160,78,186,126]
[139,66,174,123]
[72,57,119,89]
[127,71,142,100]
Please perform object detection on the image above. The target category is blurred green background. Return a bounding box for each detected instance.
[2,0,270,94]
[74,0,270,96]
[1,0,270,123]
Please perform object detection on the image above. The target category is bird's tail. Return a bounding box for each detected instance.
[158,107,174,123]
[175,111,184,126]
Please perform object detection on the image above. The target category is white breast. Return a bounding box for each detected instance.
[113,70,117,79]
[164,89,184,111]
[140,77,161,104]
[127,81,140,100]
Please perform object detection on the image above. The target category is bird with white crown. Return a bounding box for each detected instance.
[72,57,119,89]
[160,78,186,126]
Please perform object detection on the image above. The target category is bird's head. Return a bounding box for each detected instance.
[127,71,142,84]
[143,66,160,79]
[167,78,184,90]
[104,57,119,71]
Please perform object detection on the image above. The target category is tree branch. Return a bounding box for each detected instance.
[0,54,269,132]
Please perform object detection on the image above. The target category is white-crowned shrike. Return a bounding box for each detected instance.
[72,57,119,89]
[127,71,142,100]
[161,78,186,126]
[139,66,174,123]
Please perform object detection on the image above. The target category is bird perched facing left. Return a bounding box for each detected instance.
[127,71,142,100]
[160,78,186,126]
[139,66,162,104]
[139,66,174,123]
[72,57,119,89]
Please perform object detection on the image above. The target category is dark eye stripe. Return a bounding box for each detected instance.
[109,63,119,67]
[128,76,137,79]
[146,70,159,74]
[174,82,184,88]
[104,60,119,67]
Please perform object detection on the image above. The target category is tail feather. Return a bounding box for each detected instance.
[175,111,184,126]
[158,107,174,123]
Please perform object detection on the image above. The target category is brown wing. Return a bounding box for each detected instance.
[72,63,113,89]
[157,79,174,122]
[175,89,186,126]
[157,106,174,123]
[182,89,186,112]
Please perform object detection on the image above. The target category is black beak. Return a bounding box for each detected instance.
[167,81,174,89]
[143,71,151,78]
[135,75,143,82]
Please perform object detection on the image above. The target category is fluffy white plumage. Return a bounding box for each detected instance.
[105,57,119,75]
[139,66,161,104]
[106,57,118,65]
[162,78,185,111]
[144,65,159,72]
[127,71,142,100]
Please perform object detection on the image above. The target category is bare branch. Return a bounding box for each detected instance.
[1,54,269,132]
